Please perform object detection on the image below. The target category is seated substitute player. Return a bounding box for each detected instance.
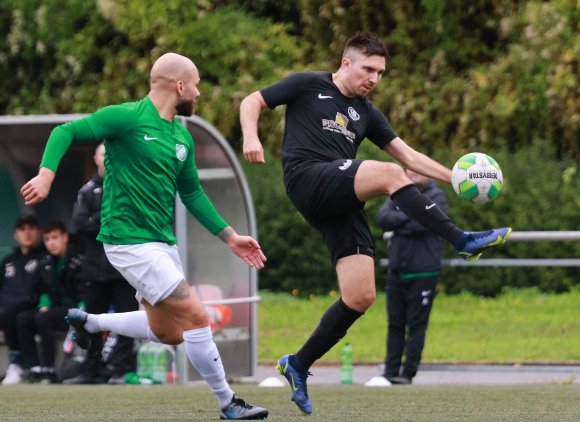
[0,215,44,385]
[17,220,83,384]
[21,53,268,420]
[240,32,511,414]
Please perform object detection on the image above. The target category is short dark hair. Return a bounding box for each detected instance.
[42,220,67,235]
[15,214,39,229]
[343,32,388,59]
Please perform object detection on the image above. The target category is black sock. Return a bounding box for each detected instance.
[391,184,463,244]
[295,298,363,370]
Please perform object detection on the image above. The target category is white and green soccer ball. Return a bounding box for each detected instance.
[451,152,503,204]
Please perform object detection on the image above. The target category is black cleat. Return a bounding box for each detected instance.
[65,308,94,350]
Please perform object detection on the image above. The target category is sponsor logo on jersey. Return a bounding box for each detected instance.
[144,135,158,141]
[322,112,355,143]
[176,144,187,161]
[348,107,360,121]
[318,93,333,99]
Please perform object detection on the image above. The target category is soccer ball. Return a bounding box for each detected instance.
[451,152,503,204]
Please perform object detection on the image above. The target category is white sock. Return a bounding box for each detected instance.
[183,326,233,408]
[86,311,160,342]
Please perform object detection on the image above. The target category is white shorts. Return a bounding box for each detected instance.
[104,243,184,305]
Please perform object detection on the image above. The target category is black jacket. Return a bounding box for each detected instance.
[0,245,44,306]
[71,173,123,283]
[376,181,448,274]
[38,240,83,310]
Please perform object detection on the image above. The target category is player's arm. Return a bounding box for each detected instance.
[21,106,133,205]
[240,91,268,164]
[177,146,266,269]
[240,72,316,165]
[385,137,452,184]
[21,119,97,205]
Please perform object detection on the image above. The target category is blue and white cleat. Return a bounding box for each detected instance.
[219,394,268,420]
[455,227,512,262]
[276,354,312,415]
[65,308,93,350]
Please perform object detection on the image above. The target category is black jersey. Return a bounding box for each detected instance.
[260,71,397,173]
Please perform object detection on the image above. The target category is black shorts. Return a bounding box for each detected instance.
[285,159,375,265]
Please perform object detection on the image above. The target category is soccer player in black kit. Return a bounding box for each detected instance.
[240,32,511,414]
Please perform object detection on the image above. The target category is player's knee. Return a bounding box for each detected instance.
[360,290,377,309]
[154,330,184,346]
[373,162,409,194]
[348,290,376,312]
[385,163,408,184]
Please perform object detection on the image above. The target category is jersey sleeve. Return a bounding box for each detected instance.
[260,72,318,109]
[176,137,229,236]
[364,105,398,149]
[40,104,135,171]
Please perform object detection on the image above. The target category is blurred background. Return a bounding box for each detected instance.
[0,0,578,297]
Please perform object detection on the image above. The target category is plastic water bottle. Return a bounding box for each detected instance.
[137,342,152,377]
[340,341,353,384]
[146,343,157,378]
[152,344,169,384]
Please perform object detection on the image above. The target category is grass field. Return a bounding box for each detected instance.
[258,288,580,363]
[1,384,579,421]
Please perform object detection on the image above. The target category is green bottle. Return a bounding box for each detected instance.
[340,341,353,384]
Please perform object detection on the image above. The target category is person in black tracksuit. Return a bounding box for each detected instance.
[17,220,83,383]
[376,169,448,385]
[0,215,44,385]
[64,143,138,384]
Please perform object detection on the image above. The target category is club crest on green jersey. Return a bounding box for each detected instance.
[175,144,187,161]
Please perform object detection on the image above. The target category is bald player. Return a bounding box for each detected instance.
[21,53,268,420]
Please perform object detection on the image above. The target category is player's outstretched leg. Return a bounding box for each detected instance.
[66,308,96,350]
[277,354,312,414]
[454,227,512,262]
[219,394,269,420]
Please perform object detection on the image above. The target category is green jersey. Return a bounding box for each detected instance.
[40,96,228,245]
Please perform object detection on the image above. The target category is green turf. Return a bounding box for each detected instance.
[258,288,580,363]
[1,384,579,421]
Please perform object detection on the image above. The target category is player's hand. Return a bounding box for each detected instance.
[243,137,265,164]
[21,168,55,205]
[227,234,267,270]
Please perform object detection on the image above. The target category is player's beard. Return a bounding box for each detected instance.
[176,98,195,116]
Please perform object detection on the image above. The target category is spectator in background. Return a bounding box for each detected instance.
[63,143,139,385]
[0,215,44,385]
[376,169,447,385]
[17,220,83,383]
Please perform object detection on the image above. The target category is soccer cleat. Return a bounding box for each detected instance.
[387,375,412,385]
[276,354,312,415]
[455,227,512,262]
[65,308,93,350]
[219,394,269,420]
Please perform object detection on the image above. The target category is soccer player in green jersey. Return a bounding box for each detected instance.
[21,53,268,420]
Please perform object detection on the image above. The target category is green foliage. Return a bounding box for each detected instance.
[0,0,577,296]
